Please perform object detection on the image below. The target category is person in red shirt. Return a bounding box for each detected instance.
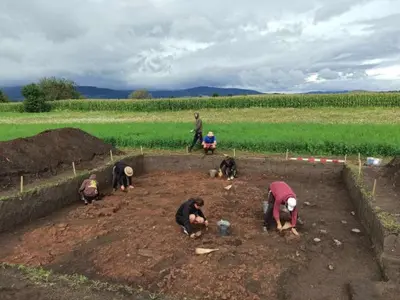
[263,181,299,236]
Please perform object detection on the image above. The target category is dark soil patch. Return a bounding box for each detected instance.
[0,128,122,190]
[0,265,164,300]
[362,161,400,221]
[0,171,387,300]
[383,157,400,191]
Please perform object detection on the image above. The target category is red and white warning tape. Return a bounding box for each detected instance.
[289,157,345,164]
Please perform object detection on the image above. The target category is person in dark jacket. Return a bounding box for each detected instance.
[263,181,299,236]
[202,131,217,154]
[176,197,209,238]
[112,161,134,191]
[219,155,237,180]
[189,112,203,152]
[79,174,99,205]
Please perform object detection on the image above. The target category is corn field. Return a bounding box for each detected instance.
[1,93,400,112]
[1,122,399,156]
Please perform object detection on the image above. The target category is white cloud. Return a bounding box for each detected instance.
[0,0,400,91]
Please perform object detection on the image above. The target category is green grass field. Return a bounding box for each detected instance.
[1,122,399,156]
[1,94,399,156]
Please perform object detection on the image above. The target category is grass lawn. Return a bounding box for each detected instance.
[0,122,398,156]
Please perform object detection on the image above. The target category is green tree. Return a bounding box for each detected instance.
[38,77,82,101]
[212,93,219,97]
[0,89,9,103]
[129,89,152,99]
[22,83,50,112]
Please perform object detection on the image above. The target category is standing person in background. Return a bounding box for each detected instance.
[112,161,134,191]
[189,112,203,152]
[79,174,99,205]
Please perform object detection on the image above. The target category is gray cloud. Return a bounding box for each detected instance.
[0,0,400,92]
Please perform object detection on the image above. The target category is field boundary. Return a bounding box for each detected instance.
[342,165,400,282]
[0,154,399,282]
[1,92,400,113]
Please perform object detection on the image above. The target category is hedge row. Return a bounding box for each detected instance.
[1,92,400,112]
[1,122,399,156]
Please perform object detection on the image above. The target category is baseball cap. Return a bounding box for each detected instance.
[287,197,297,211]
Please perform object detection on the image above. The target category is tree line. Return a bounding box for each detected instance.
[0,77,152,112]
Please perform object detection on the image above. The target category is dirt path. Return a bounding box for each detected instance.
[0,170,385,300]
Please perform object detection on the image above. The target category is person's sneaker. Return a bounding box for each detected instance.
[227,177,232,181]
[181,226,189,235]
[84,200,88,205]
[229,176,234,180]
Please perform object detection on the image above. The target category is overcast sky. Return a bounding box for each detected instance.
[1,0,400,92]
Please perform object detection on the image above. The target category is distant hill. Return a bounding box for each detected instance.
[0,85,262,101]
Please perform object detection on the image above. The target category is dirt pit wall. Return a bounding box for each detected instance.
[143,154,344,183]
[342,165,400,282]
[0,155,144,234]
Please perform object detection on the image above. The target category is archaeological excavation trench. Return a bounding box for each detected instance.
[1,153,399,300]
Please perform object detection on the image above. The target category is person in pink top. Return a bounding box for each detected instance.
[263,181,300,236]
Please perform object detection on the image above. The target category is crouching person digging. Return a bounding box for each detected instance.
[219,154,237,181]
[263,181,300,237]
[176,197,209,239]
[79,174,100,205]
[112,161,134,192]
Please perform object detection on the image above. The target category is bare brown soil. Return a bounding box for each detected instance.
[0,128,121,190]
[0,169,386,300]
[362,158,400,223]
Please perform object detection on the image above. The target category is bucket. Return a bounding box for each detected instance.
[366,157,382,166]
[217,219,231,236]
[366,157,374,166]
[372,158,382,166]
[209,169,217,177]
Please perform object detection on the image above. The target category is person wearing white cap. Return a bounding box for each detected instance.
[112,161,134,191]
[263,181,299,236]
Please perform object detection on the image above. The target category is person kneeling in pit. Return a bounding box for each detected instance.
[263,181,300,236]
[112,161,134,192]
[202,131,217,154]
[175,197,209,238]
[79,174,100,205]
[219,155,237,181]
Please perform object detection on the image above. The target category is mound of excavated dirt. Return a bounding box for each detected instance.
[383,157,400,188]
[0,128,122,190]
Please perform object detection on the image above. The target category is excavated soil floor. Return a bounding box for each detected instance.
[0,170,385,300]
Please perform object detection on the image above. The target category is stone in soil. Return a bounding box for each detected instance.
[333,239,342,247]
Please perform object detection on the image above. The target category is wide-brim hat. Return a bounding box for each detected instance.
[124,166,133,177]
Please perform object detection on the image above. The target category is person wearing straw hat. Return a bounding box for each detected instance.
[202,131,217,154]
[112,161,134,191]
[218,154,237,180]
[263,181,300,236]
